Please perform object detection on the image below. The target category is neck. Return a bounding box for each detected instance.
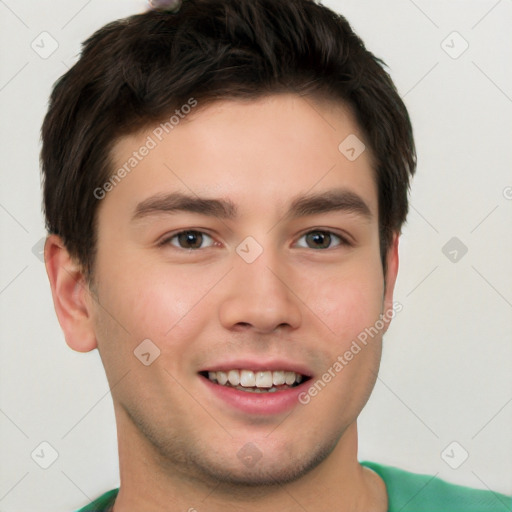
[111,406,387,512]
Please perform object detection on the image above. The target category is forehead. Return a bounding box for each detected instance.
[105,93,377,221]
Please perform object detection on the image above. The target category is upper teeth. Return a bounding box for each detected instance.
[207,369,303,388]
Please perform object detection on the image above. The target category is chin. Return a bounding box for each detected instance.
[187,436,338,490]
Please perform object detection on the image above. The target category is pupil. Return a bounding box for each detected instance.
[179,231,202,249]
[307,231,330,249]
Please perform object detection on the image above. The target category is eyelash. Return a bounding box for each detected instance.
[158,229,352,251]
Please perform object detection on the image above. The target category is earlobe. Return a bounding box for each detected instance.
[382,233,400,333]
[44,234,98,352]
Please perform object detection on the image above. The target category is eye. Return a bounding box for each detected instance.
[162,230,215,250]
[295,230,349,250]
[160,229,350,251]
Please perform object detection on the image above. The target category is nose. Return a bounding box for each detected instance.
[218,249,302,334]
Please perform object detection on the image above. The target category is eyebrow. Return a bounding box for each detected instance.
[131,188,372,222]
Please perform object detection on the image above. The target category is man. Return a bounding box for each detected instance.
[41,0,511,510]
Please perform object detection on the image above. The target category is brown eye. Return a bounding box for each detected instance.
[167,230,214,249]
[296,230,348,250]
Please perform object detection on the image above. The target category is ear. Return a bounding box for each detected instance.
[382,232,400,334]
[44,234,98,352]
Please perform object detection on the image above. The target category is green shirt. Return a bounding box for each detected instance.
[74,461,512,511]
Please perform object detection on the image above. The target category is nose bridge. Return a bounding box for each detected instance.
[218,241,302,333]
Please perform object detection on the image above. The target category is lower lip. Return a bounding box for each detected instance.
[200,375,310,415]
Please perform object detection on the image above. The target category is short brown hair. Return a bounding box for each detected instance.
[41,0,416,280]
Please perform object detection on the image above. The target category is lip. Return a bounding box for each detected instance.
[199,373,311,415]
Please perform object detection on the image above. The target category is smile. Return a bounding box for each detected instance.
[199,367,313,415]
[203,369,308,393]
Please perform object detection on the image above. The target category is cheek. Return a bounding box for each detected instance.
[301,257,384,345]
[94,259,219,347]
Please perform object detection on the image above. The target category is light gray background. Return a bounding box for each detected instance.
[1,0,511,510]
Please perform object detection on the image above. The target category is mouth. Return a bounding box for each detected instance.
[199,369,311,393]
[198,360,314,415]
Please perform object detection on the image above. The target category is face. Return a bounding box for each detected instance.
[87,94,397,486]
